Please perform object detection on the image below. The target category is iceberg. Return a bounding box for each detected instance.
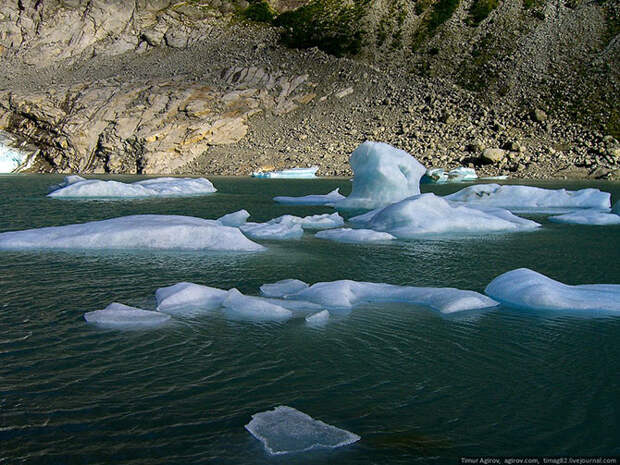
[260,279,309,298]
[217,210,250,227]
[0,215,265,252]
[273,188,345,206]
[315,228,396,243]
[292,213,344,230]
[222,289,293,321]
[485,268,620,313]
[277,280,498,314]
[241,218,304,240]
[48,176,217,198]
[548,209,620,225]
[245,406,360,455]
[84,303,171,327]
[305,310,330,325]
[333,141,427,210]
[252,166,319,178]
[349,193,540,237]
[445,184,611,211]
[156,282,228,314]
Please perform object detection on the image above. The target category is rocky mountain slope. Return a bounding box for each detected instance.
[0,0,617,178]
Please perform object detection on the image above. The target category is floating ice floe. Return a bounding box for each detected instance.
[48,176,217,198]
[156,282,229,314]
[263,279,498,314]
[333,141,426,210]
[315,228,396,243]
[260,279,309,297]
[0,215,265,252]
[245,406,360,455]
[445,184,611,212]
[349,193,540,237]
[485,268,620,313]
[305,310,330,325]
[273,188,345,206]
[421,167,477,184]
[548,208,620,225]
[252,166,318,178]
[291,213,345,230]
[84,303,171,327]
[241,218,304,240]
[217,209,250,227]
[222,289,293,321]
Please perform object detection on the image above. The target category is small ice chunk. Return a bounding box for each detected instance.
[350,193,539,237]
[333,141,427,210]
[485,268,620,313]
[84,303,171,327]
[156,282,228,314]
[548,209,620,225]
[284,280,498,314]
[222,289,293,321]
[305,310,330,325]
[297,213,344,230]
[315,228,396,243]
[48,176,217,198]
[0,215,265,252]
[260,279,309,298]
[240,217,304,240]
[218,209,250,227]
[273,188,345,206]
[445,184,611,211]
[245,406,360,455]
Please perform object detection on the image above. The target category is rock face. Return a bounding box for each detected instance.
[0,0,618,178]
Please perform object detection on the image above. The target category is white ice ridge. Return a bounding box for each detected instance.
[245,406,360,455]
[156,282,229,314]
[445,184,611,211]
[48,176,217,198]
[217,209,250,227]
[261,279,498,314]
[222,289,293,321]
[548,208,620,225]
[315,228,396,243]
[84,303,171,327]
[485,268,620,313]
[349,193,540,237]
[0,215,265,252]
[333,141,427,210]
[273,188,345,205]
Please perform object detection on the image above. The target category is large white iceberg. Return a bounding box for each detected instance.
[156,282,228,314]
[349,193,540,237]
[548,209,620,225]
[485,268,620,313]
[0,215,265,252]
[84,303,171,327]
[48,176,217,198]
[264,279,498,314]
[333,141,426,210]
[273,188,345,206]
[315,228,396,243]
[222,289,293,321]
[445,184,611,211]
[245,406,360,455]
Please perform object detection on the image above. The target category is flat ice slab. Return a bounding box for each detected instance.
[252,166,318,178]
[0,215,265,252]
[48,176,217,198]
[485,268,620,313]
[260,279,309,298]
[245,406,360,455]
[222,289,293,321]
[315,228,396,243]
[349,193,539,237]
[548,209,620,225]
[275,279,498,314]
[334,141,427,210]
[241,219,304,240]
[274,188,345,206]
[84,303,171,327]
[156,282,228,314]
[445,184,610,211]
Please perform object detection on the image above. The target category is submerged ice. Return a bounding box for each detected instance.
[485,268,620,313]
[245,406,360,455]
[48,176,217,198]
[0,215,265,252]
[548,208,620,225]
[84,303,171,327]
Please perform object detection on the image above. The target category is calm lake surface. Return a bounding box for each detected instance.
[1,175,619,464]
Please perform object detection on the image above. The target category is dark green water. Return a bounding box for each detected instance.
[1,175,619,464]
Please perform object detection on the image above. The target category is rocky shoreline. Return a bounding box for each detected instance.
[0,0,618,179]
